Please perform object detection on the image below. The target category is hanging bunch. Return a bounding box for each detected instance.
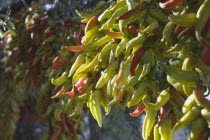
[58,0,210,139]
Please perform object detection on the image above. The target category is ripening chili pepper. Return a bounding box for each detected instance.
[85,16,99,34]
[173,26,186,35]
[169,87,185,108]
[159,0,184,9]
[130,102,146,116]
[172,106,201,134]
[102,30,124,39]
[200,49,210,67]
[128,25,139,37]
[118,1,148,20]
[50,128,62,140]
[157,103,172,127]
[65,45,86,52]
[194,83,210,109]
[108,89,125,106]
[177,26,195,39]
[130,47,145,76]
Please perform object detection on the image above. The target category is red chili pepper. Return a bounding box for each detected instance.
[157,103,172,127]
[50,58,66,69]
[50,128,62,140]
[177,26,195,38]
[201,49,210,67]
[130,47,145,76]
[159,0,184,9]
[61,114,70,134]
[118,2,148,20]
[66,119,77,134]
[173,26,186,35]
[169,87,185,108]
[128,25,139,37]
[86,16,99,31]
[74,30,84,45]
[65,45,85,52]
[130,102,146,116]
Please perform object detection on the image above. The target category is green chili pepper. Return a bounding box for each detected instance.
[148,8,169,24]
[189,117,208,140]
[154,125,161,140]
[95,60,118,89]
[201,108,210,125]
[172,106,201,134]
[127,79,151,107]
[143,17,159,34]
[142,109,157,139]
[64,98,75,115]
[159,118,173,140]
[98,42,113,61]
[115,38,129,57]
[126,0,135,10]
[54,107,63,121]
[160,63,199,86]
[68,54,85,77]
[196,0,210,43]
[138,50,154,81]
[84,25,100,44]
[142,90,170,110]
[68,98,84,117]
[163,22,176,39]
[122,72,141,90]
[79,54,99,73]
[125,33,146,57]
[168,13,197,27]
[51,72,68,86]
[93,35,113,48]
[98,9,112,22]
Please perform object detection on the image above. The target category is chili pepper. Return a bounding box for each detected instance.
[154,125,161,140]
[108,89,125,106]
[109,0,126,12]
[64,98,75,115]
[163,22,176,39]
[148,8,169,24]
[128,25,139,37]
[182,94,196,114]
[100,86,111,115]
[168,87,185,108]
[51,72,68,86]
[160,63,199,86]
[115,38,129,58]
[118,1,147,20]
[126,0,135,10]
[107,5,128,27]
[79,54,99,73]
[125,33,146,57]
[93,35,113,48]
[65,119,77,134]
[73,30,84,45]
[194,83,210,109]
[127,79,151,107]
[61,114,70,134]
[169,99,183,118]
[102,30,124,39]
[143,17,159,34]
[159,118,173,140]
[138,50,154,81]
[189,117,208,140]
[159,0,184,9]
[54,107,63,121]
[68,98,84,117]
[85,16,99,34]
[51,89,64,99]
[95,60,117,89]
[172,106,201,134]
[130,102,146,117]
[98,9,112,22]
[130,47,145,76]
[177,26,195,39]
[195,0,210,43]
[173,26,186,35]
[84,25,100,44]
[157,103,172,127]
[50,59,66,70]
[65,45,85,52]
[200,49,210,67]
[122,72,141,90]
[142,109,157,139]
[143,90,170,110]
[68,54,85,77]
[168,13,197,27]
[201,108,210,125]
[50,128,62,140]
